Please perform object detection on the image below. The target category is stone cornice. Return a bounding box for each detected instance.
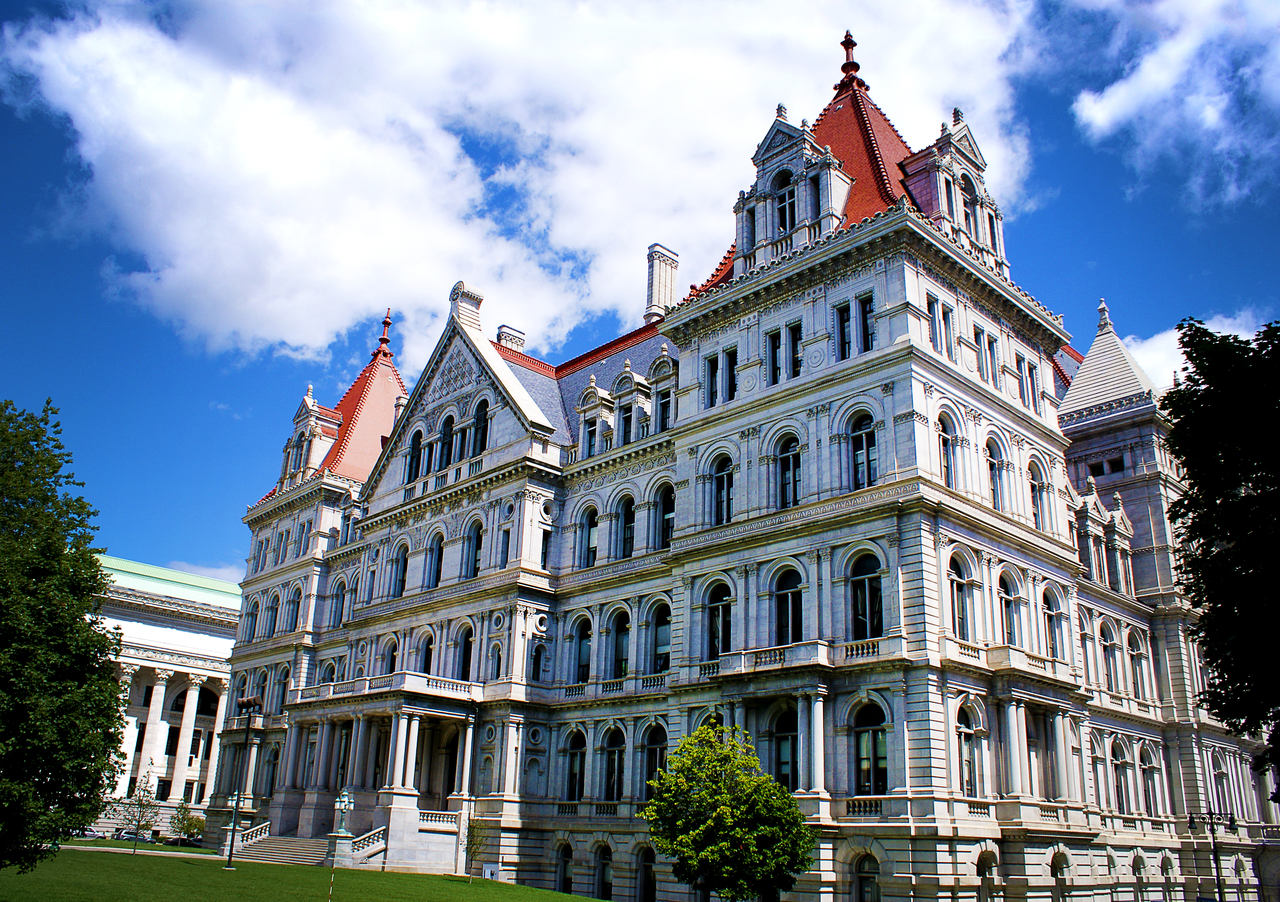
[101,586,240,630]
[245,472,359,527]
[1058,390,1159,429]
[119,642,231,675]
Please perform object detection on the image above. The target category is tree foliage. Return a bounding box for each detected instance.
[1161,319,1280,799]
[0,400,123,872]
[641,724,814,902]
[168,801,204,842]
[463,814,492,882]
[111,779,160,853]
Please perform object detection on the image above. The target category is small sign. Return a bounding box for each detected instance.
[483,864,500,881]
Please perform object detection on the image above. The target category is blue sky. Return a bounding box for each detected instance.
[1,0,1276,581]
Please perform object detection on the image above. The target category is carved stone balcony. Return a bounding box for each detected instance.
[289,671,482,706]
[987,645,1077,684]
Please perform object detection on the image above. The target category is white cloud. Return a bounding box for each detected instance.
[0,0,1037,370]
[1069,0,1280,207]
[167,560,243,582]
[1123,307,1268,388]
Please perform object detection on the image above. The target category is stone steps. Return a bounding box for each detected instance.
[234,836,329,866]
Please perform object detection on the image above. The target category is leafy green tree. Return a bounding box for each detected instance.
[168,800,205,844]
[1162,319,1280,800]
[111,778,160,853]
[641,724,814,902]
[0,400,123,872]
[463,814,492,882]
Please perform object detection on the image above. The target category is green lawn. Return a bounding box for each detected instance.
[0,849,567,902]
[64,838,218,854]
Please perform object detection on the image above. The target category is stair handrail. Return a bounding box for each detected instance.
[241,821,271,846]
[351,825,386,857]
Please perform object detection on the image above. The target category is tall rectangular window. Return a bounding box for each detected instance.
[767,331,782,385]
[927,295,941,353]
[1027,362,1041,413]
[723,347,738,401]
[859,296,875,353]
[836,304,852,361]
[705,355,719,408]
[657,391,672,431]
[987,337,1000,389]
[620,405,632,445]
[540,530,551,570]
[585,418,597,457]
[499,529,511,567]
[945,178,955,219]
[788,323,803,378]
[1016,355,1029,407]
[942,306,956,360]
[975,326,989,381]
[988,213,998,250]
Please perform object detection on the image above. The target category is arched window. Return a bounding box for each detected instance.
[1212,753,1230,811]
[651,604,671,673]
[774,170,796,234]
[406,430,423,483]
[383,638,399,675]
[1029,461,1048,530]
[582,508,599,568]
[602,730,625,801]
[290,434,306,472]
[575,619,592,684]
[472,399,489,456]
[611,610,631,679]
[438,416,454,470]
[961,174,979,238]
[243,600,259,641]
[939,416,957,489]
[264,594,279,637]
[419,636,434,674]
[530,644,546,683]
[566,733,586,800]
[999,575,1020,647]
[713,456,734,525]
[854,704,888,795]
[775,708,799,791]
[949,557,972,642]
[957,708,978,796]
[1128,631,1148,700]
[1112,741,1132,814]
[1140,747,1161,815]
[466,522,483,579]
[851,554,883,641]
[488,643,502,680]
[1100,623,1119,693]
[778,436,801,509]
[855,856,880,902]
[457,626,474,681]
[643,725,667,801]
[618,497,635,559]
[775,569,803,646]
[987,439,1005,511]
[282,587,300,633]
[595,845,614,901]
[320,661,337,684]
[1043,591,1063,660]
[392,544,409,597]
[851,415,878,490]
[657,485,676,550]
[556,844,574,894]
[426,534,444,589]
[707,583,731,659]
[329,581,346,629]
[274,667,290,714]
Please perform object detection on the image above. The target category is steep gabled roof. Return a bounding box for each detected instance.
[811,32,914,223]
[316,312,408,481]
[1059,300,1157,419]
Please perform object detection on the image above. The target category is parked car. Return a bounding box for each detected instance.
[113,829,154,843]
[71,827,104,839]
[163,836,202,848]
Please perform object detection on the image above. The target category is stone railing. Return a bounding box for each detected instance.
[291,671,480,706]
[352,826,386,856]
[564,684,585,699]
[698,662,720,680]
[845,798,884,817]
[242,821,271,845]
[557,803,579,817]
[595,803,618,818]
[966,801,991,818]
[419,811,460,832]
[640,674,667,691]
[601,679,625,693]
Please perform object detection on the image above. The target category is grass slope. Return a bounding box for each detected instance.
[0,850,567,902]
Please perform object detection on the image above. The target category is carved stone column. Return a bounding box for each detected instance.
[169,678,204,803]
[137,669,175,790]
[115,665,140,796]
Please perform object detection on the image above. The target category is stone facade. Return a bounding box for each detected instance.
[208,35,1279,902]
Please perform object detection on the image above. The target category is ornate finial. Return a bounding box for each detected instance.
[660,343,669,356]
[589,374,596,387]
[306,384,313,399]
[776,103,787,121]
[623,359,631,372]
[835,30,868,93]
[1112,492,1124,510]
[373,308,394,359]
[1098,298,1113,331]
[953,108,964,125]
[1086,475,1097,494]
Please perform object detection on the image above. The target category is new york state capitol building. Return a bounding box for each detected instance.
[206,34,1279,902]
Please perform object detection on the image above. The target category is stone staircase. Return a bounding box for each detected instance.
[233,836,329,866]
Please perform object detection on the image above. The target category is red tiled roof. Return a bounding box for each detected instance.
[1060,345,1084,364]
[685,243,736,301]
[1050,354,1071,390]
[493,322,662,379]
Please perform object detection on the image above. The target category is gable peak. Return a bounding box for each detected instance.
[835,30,868,94]
[372,308,395,361]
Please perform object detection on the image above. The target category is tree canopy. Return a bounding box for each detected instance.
[1161,319,1280,800]
[0,400,123,871]
[641,724,814,902]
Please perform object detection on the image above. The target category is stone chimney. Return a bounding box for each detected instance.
[449,281,484,330]
[497,325,526,351]
[645,243,679,325]
[394,394,409,422]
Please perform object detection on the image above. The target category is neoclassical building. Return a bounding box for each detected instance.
[98,555,240,834]
[207,32,1279,902]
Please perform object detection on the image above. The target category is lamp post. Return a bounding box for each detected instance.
[224,695,263,870]
[1189,804,1238,902]
[334,789,354,836]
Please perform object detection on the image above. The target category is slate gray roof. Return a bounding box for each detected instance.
[1059,300,1158,422]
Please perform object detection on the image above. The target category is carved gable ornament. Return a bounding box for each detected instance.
[428,347,477,403]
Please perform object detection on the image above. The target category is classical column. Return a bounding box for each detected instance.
[243,736,262,802]
[276,722,298,791]
[1004,699,1023,796]
[798,696,812,791]
[458,715,476,796]
[502,718,521,795]
[168,679,203,803]
[137,669,175,790]
[811,692,827,795]
[363,721,381,789]
[328,721,346,790]
[1015,702,1030,797]
[312,719,332,790]
[404,715,422,790]
[386,713,407,790]
[1053,711,1072,802]
[346,715,363,789]
[419,724,437,794]
[202,682,229,797]
[115,665,140,796]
